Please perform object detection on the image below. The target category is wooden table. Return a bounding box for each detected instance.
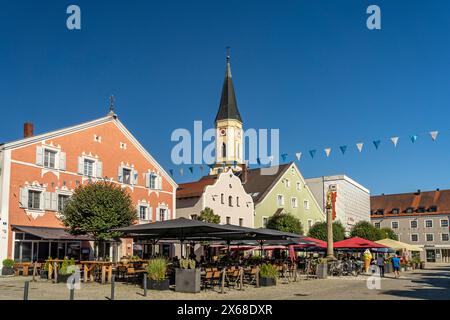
[14,262,32,276]
[80,261,113,284]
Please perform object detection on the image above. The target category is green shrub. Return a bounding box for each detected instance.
[58,258,75,275]
[2,259,14,268]
[146,258,167,281]
[259,264,278,279]
[179,258,196,269]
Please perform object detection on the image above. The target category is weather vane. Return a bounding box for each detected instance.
[226,46,231,62]
[109,95,115,114]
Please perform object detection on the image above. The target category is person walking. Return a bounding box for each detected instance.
[376,254,385,277]
[391,254,401,278]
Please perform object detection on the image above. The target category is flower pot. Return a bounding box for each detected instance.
[57,274,72,283]
[260,277,276,287]
[40,270,49,279]
[316,263,327,279]
[146,279,170,291]
[175,268,201,293]
[1,267,14,276]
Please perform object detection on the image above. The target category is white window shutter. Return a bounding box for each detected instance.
[144,173,149,188]
[77,157,84,174]
[133,170,138,185]
[167,209,171,220]
[118,167,123,183]
[59,152,66,171]
[148,206,153,221]
[36,146,44,166]
[44,192,52,210]
[155,208,160,221]
[136,204,140,219]
[96,161,103,178]
[39,192,44,210]
[51,193,58,211]
[19,188,28,208]
[158,176,162,190]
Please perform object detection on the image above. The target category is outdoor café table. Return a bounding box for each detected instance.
[14,262,32,276]
[80,261,113,284]
[45,259,65,280]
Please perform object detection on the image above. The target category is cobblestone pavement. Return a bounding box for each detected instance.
[0,264,449,300]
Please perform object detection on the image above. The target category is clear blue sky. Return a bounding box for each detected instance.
[1,0,450,195]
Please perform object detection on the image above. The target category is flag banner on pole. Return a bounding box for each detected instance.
[295,152,302,161]
[356,143,364,153]
[309,150,316,158]
[339,146,347,155]
[410,135,418,143]
[169,169,174,177]
[324,148,331,157]
[390,137,399,147]
[430,131,438,141]
[189,167,194,174]
[281,154,288,162]
[373,140,381,149]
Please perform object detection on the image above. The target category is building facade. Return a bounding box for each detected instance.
[0,113,177,265]
[244,162,325,233]
[371,189,450,263]
[305,175,371,232]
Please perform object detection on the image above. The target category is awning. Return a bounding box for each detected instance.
[375,238,423,252]
[12,225,94,241]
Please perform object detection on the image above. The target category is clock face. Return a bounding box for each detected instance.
[220,129,227,136]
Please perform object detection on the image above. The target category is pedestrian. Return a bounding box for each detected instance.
[376,254,385,277]
[392,254,401,278]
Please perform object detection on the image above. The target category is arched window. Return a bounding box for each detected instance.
[222,143,227,158]
[228,196,233,207]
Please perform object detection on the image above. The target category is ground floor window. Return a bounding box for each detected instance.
[13,240,82,262]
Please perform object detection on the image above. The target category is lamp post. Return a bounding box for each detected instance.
[326,187,336,261]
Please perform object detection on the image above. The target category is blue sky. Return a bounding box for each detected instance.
[1,0,450,195]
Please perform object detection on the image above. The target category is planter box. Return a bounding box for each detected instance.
[175,269,201,293]
[57,274,72,283]
[260,277,276,287]
[146,279,170,291]
[40,270,49,279]
[1,267,14,276]
[316,263,328,279]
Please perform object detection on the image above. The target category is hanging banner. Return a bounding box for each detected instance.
[324,148,331,157]
[339,146,347,155]
[356,143,364,153]
[295,152,302,161]
[373,140,381,149]
[430,131,438,141]
[390,137,399,147]
[410,135,418,143]
[309,150,317,158]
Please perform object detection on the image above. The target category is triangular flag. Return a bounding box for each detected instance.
[339,146,347,155]
[324,148,331,157]
[430,131,438,141]
[410,135,418,143]
[281,154,288,162]
[390,137,399,147]
[309,150,316,158]
[233,161,237,168]
[356,143,364,153]
[169,169,174,177]
[188,166,194,174]
[295,152,302,161]
[199,165,204,172]
[179,168,184,176]
[257,158,261,165]
[373,140,381,149]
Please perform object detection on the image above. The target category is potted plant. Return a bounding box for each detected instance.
[145,258,169,290]
[1,259,15,276]
[175,258,200,293]
[57,257,75,283]
[259,264,277,287]
[40,256,52,279]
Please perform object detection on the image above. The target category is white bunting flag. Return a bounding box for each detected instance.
[390,137,399,147]
[356,142,364,153]
[430,131,439,141]
[295,152,302,161]
[324,148,332,157]
[268,155,274,162]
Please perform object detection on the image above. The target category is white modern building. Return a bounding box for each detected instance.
[305,175,371,232]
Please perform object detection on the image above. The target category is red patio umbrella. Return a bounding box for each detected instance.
[333,237,389,249]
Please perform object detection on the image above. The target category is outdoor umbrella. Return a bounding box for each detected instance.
[333,237,390,251]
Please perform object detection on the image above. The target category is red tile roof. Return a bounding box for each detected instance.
[176,176,218,199]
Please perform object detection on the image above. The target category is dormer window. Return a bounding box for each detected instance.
[376,209,384,215]
[391,208,400,214]
[405,207,414,214]
[417,207,426,213]
[429,206,438,212]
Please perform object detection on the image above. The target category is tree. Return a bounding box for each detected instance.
[379,227,398,240]
[266,212,304,235]
[197,207,220,224]
[349,221,382,241]
[307,221,346,242]
[61,182,137,241]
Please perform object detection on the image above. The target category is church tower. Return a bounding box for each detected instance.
[210,54,244,175]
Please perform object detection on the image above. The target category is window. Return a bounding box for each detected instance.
[410,220,418,229]
[391,208,400,214]
[159,208,168,222]
[405,207,414,214]
[307,219,313,229]
[84,159,95,177]
[374,222,381,229]
[429,206,437,212]
[296,182,301,191]
[139,206,148,220]
[391,221,399,229]
[28,190,41,210]
[417,207,425,213]
[277,195,284,206]
[221,194,224,204]
[291,197,298,208]
[441,220,449,228]
[262,217,268,228]
[122,168,132,185]
[303,200,310,210]
[58,194,70,212]
[239,218,243,227]
[285,179,291,188]
[226,217,231,224]
[425,220,433,228]
[426,234,434,242]
[44,149,57,168]
[149,174,157,189]
[228,196,233,207]
[442,234,449,242]
[222,143,227,158]
[236,197,240,207]
[411,234,419,242]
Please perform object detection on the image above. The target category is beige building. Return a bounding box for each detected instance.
[176,169,254,227]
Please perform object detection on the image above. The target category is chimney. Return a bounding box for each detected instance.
[23,122,34,138]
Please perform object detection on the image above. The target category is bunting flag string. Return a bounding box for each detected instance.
[356,142,364,153]
[430,131,438,141]
[179,168,184,176]
[339,146,347,155]
[373,140,381,149]
[309,150,316,159]
[295,152,302,161]
[324,148,331,157]
[188,167,194,174]
[169,169,174,177]
[281,154,288,162]
[410,135,418,144]
[390,137,399,147]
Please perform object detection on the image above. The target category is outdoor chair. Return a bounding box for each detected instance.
[201,271,213,291]
[244,267,258,286]
[210,270,222,290]
[226,269,240,289]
